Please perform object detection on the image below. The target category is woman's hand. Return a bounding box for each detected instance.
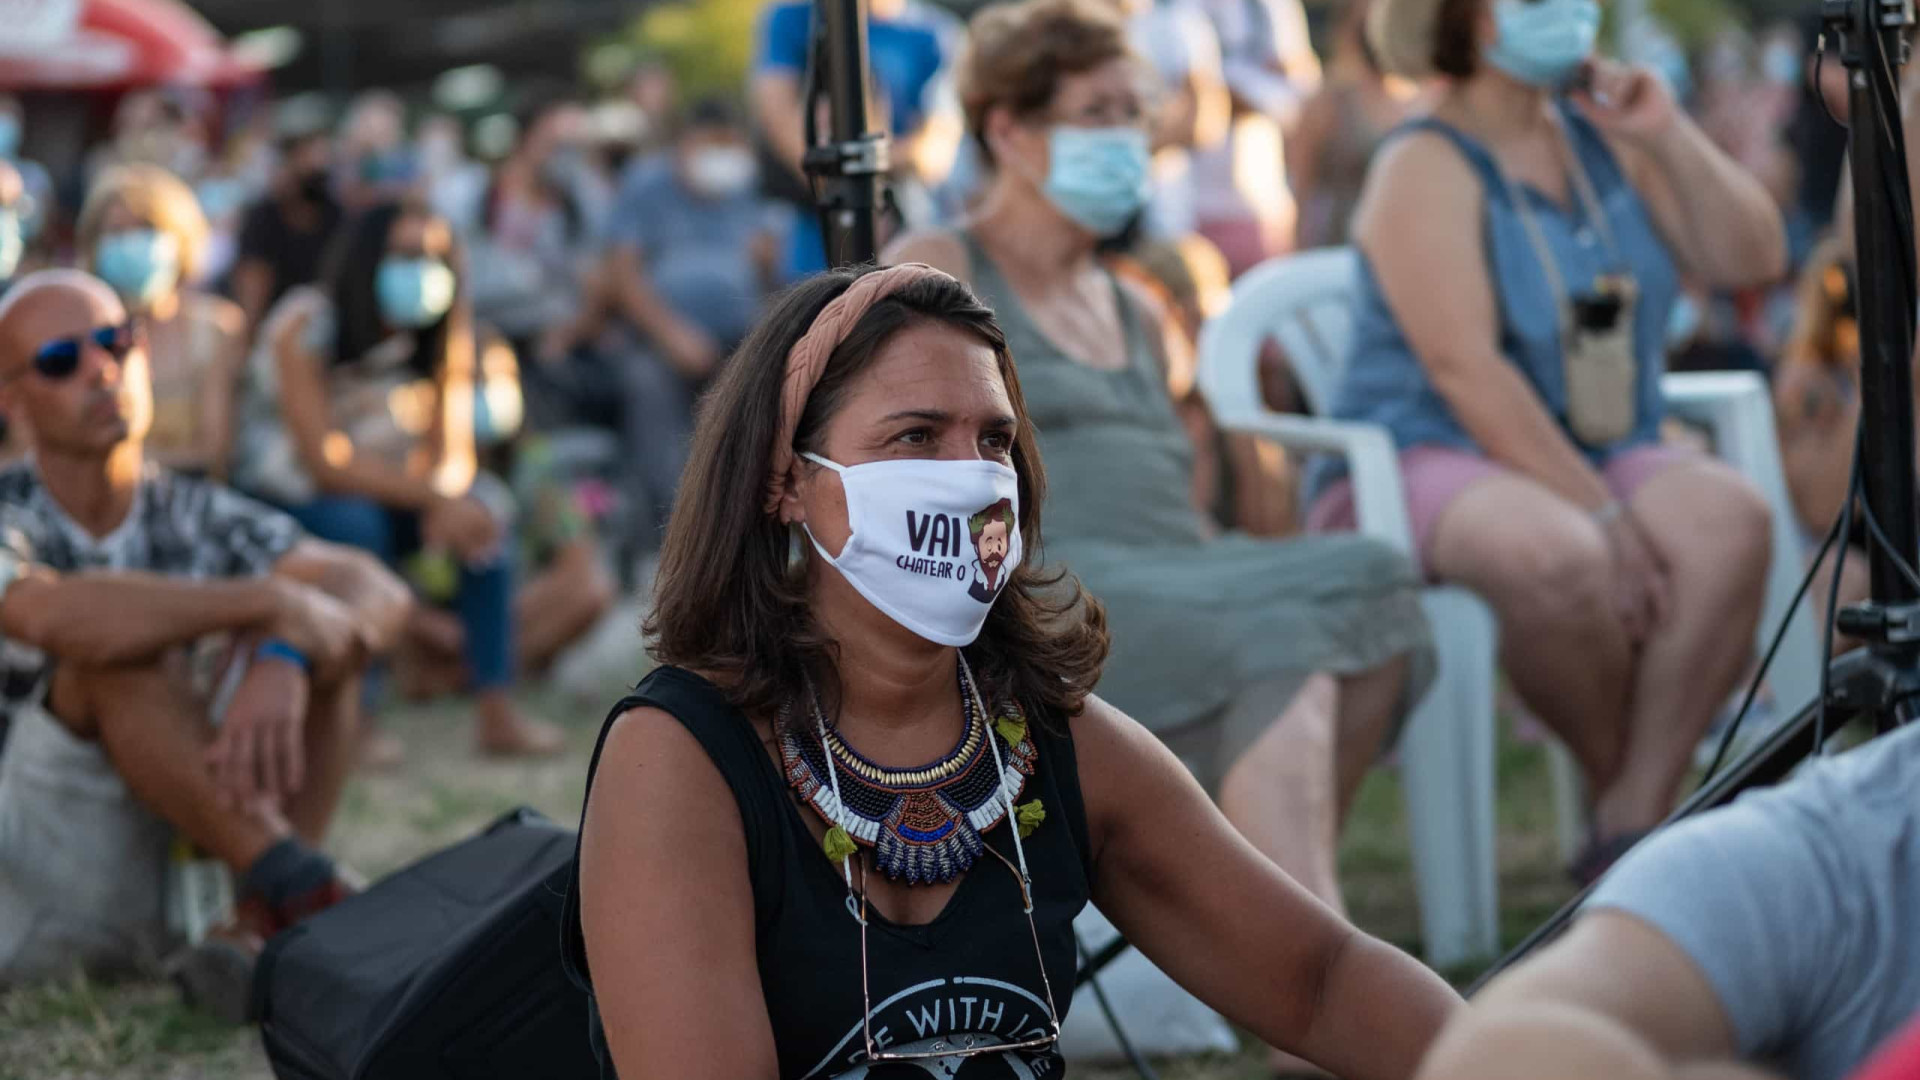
[1600,507,1671,643]
[424,493,502,564]
[1574,61,1681,147]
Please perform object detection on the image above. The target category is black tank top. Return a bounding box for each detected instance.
[560,666,1095,1079]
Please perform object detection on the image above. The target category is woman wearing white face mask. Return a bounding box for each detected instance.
[887,0,1434,967]
[566,262,1462,1080]
[77,164,245,479]
[1308,0,1787,879]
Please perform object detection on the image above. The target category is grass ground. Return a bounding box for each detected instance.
[0,687,1576,1080]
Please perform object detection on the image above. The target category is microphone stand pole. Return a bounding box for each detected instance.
[803,0,889,268]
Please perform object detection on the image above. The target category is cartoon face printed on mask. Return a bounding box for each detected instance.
[967,497,1016,603]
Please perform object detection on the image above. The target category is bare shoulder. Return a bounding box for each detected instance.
[589,704,735,813]
[1066,695,1192,855]
[1353,127,1488,272]
[1355,127,1483,224]
[881,228,972,282]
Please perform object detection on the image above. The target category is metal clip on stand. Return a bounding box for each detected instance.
[803,0,889,269]
[1476,0,1920,991]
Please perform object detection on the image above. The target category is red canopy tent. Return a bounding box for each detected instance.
[0,0,261,90]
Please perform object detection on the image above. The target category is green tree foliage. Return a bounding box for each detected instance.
[628,0,762,103]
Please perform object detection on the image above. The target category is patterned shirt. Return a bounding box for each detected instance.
[0,461,302,712]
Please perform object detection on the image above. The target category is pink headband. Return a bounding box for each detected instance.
[763,263,950,513]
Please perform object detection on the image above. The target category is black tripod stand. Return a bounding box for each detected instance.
[801,0,888,268]
[1476,0,1920,991]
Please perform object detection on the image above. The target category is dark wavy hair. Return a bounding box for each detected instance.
[644,265,1110,725]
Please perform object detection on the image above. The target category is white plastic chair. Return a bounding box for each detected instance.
[1195,246,1821,965]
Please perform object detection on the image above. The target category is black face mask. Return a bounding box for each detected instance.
[296,169,332,205]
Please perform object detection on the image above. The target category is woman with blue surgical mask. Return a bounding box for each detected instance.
[232,200,563,761]
[77,164,246,478]
[1309,0,1788,880]
[886,12,1437,1071]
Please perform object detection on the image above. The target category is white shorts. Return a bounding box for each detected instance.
[0,644,243,985]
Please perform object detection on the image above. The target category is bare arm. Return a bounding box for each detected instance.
[751,70,810,186]
[1417,912,1738,1080]
[0,567,282,666]
[1583,67,1786,290]
[1075,696,1461,1080]
[580,707,780,1079]
[270,305,448,510]
[606,245,720,379]
[1355,133,1616,511]
[1186,19,1233,152]
[271,538,412,656]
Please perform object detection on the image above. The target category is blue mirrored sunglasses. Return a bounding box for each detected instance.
[28,320,140,381]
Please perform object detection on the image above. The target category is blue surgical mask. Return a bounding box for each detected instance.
[0,115,17,159]
[1762,43,1803,87]
[375,256,457,329]
[0,209,21,281]
[1042,126,1151,238]
[1484,0,1602,87]
[94,228,180,306]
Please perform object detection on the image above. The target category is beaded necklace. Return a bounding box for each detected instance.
[782,654,1044,885]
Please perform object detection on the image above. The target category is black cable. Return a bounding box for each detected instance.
[1697,488,1848,784]
[1816,446,1857,753]
[1075,931,1162,1080]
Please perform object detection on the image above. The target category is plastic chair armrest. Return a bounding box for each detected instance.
[1211,413,1416,556]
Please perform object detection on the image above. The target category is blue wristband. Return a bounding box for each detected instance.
[255,638,311,672]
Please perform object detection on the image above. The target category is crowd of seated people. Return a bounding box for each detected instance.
[2,1,1916,1072]
[886,11,1449,1072]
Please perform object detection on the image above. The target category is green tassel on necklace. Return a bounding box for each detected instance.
[822,825,857,865]
[995,714,1028,749]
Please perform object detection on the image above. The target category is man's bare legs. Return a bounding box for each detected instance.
[284,672,360,846]
[47,655,360,871]
[48,660,284,872]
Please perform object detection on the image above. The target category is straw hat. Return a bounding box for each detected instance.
[1367,0,1457,78]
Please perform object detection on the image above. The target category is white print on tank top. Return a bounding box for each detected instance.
[803,976,1058,1079]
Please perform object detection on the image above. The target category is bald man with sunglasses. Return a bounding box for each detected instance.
[0,271,410,1016]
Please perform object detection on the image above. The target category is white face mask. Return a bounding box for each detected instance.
[685,145,757,199]
[800,453,1023,647]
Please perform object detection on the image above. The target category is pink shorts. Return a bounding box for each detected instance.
[1305,444,1700,579]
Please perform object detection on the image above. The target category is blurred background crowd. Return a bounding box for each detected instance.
[0,0,1854,679]
[0,0,1897,1047]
